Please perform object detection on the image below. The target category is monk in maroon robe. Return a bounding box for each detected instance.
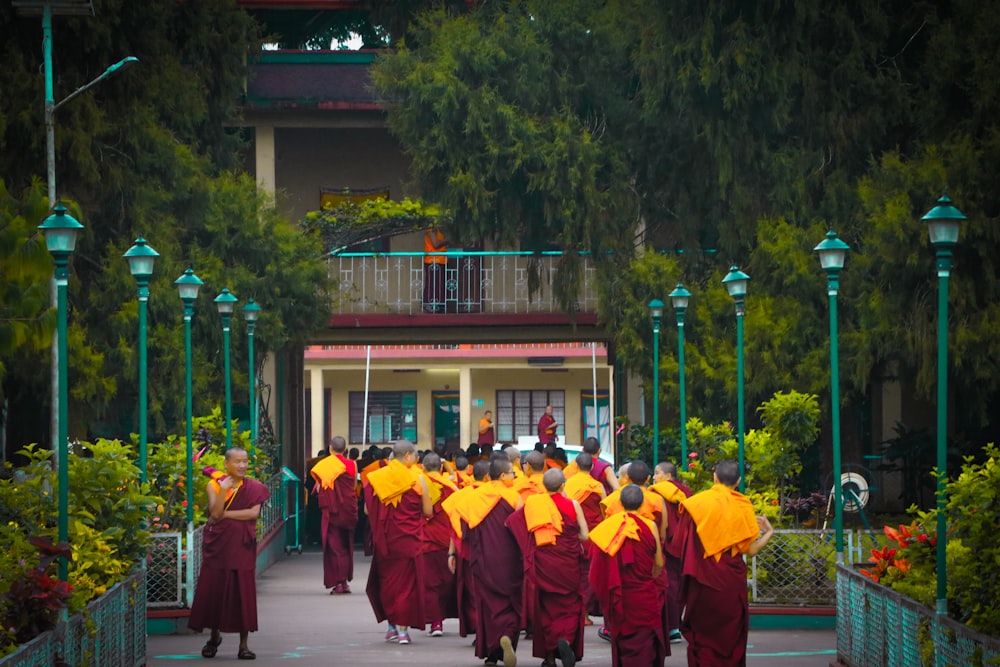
[537,404,559,445]
[677,459,774,666]
[420,452,460,635]
[507,469,589,667]
[563,437,619,495]
[588,485,668,667]
[311,435,358,594]
[651,461,693,642]
[364,439,433,645]
[189,447,271,660]
[442,459,490,639]
[451,457,522,667]
[563,452,606,623]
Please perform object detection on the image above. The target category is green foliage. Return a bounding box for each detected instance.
[303,195,451,252]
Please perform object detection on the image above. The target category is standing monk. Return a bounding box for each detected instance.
[563,453,606,624]
[364,439,433,646]
[507,469,589,667]
[563,437,619,495]
[650,461,693,644]
[442,458,491,640]
[421,452,460,636]
[478,410,496,446]
[678,459,774,666]
[189,447,270,661]
[537,405,559,445]
[588,485,668,667]
[512,451,547,502]
[450,457,523,667]
[310,436,358,595]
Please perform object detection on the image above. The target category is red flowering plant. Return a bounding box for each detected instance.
[1,537,73,650]
[860,519,935,589]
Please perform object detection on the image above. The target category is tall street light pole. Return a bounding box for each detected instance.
[647,299,664,468]
[37,203,83,582]
[922,195,965,617]
[175,268,203,525]
[669,284,692,471]
[243,299,262,458]
[814,231,850,563]
[123,237,159,483]
[215,289,238,450]
[722,266,750,492]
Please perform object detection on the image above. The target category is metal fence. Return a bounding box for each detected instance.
[836,565,1000,667]
[0,569,146,667]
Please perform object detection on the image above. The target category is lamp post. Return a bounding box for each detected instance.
[215,289,238,450]
[647,299,664,468]
[243,299,261,457]
[123,237,159,483]
[669,284,692,471]
[922,195,965,617]
[175,269,203,524]
[722,266,750,492]
[37,202,83,582]
[814,231,850,563]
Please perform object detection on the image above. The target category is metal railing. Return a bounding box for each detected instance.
[836,565,1000,667]
[328,251,599,315]
[0,569,146,667]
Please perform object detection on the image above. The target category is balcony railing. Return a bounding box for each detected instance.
[328,251,599,315]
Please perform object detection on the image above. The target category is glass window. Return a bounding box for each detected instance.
[349,391,417,444]
[495,389,565,443]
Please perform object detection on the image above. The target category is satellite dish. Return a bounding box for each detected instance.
[835,471,869,512]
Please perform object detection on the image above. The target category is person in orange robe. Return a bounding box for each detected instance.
[423,225,448,312]
[563,453,606,625]
[478,410,496,446]
[677,459,774,666]
[507,469,589,667]
[364,439,433,646]
[513,451,547,502]
[650,461,693,643]
[449,457,522,667]
[588,485,668,667]
[503,445,525,478]
[563,437,619,495]
[600,461,667,540]
[359,449,389,556]
[442,459,490,640]
[421,452,460,636]
[310,436,359,595]
[543,443,565,471]
[189,447,271,661]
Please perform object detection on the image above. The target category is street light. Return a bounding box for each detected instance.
[669,284,692,471]
[722,266,750,492]
[214,288,238,450]
[922,195,965,617]
[123,237,159,484]
[175,268,203,526]
[243,298,262,457]
[37,202,83,582]
[647,298,664,468]
[814,231,850,563]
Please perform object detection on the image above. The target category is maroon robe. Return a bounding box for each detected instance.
[463,493,522,660]
[677,510,750,667]
[364,481,425,628]
[588,514,668,667]
[422,480,458,624]
[316,455,358,589]
[590,457,615,495]
[576,490,604,617]
[656,479,692,631]
[537,413,557,444]
[188,478,270,634]
[506,494,585,664]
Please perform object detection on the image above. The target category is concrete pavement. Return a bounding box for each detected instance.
[147,548,837,666]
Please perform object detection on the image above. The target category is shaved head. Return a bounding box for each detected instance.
[543,468,566,493]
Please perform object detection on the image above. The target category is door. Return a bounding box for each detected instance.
[432,390,461,451]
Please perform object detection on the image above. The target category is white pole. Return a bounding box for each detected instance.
[362,345,371,445]
[591,342,599,443]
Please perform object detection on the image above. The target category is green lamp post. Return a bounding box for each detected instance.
[123,237,159,483]
[215,288,238,450]
[669,284,692,471]
[722,266,750,492]
[647,298,664,468]
[38,202,83,581]
[175,268,203,525]
[243,298,262,458]
[922,195,965,617]
[814,231,850,563]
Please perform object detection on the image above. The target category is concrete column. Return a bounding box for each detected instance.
[310,367,324,456]
[255,125,276,195]
[459,366,472,447]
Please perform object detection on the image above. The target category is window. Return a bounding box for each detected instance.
[349,391,417,444]
[495,390,565,443]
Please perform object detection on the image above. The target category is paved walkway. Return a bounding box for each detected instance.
[147,548,837,666]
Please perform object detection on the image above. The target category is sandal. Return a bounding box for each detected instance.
[238,648,256,660]
[200,636,221,658]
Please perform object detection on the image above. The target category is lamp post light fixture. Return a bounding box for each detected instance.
[647,298,665,468]
[814,231,850,563]
[722,266,750,492]
[922,195,966,617]
[123,237,159,483]
[215,289,238,450]
[243,299,262,457]
[175,269,203,525]
[37,202,83,581]
[668,284,692,471]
